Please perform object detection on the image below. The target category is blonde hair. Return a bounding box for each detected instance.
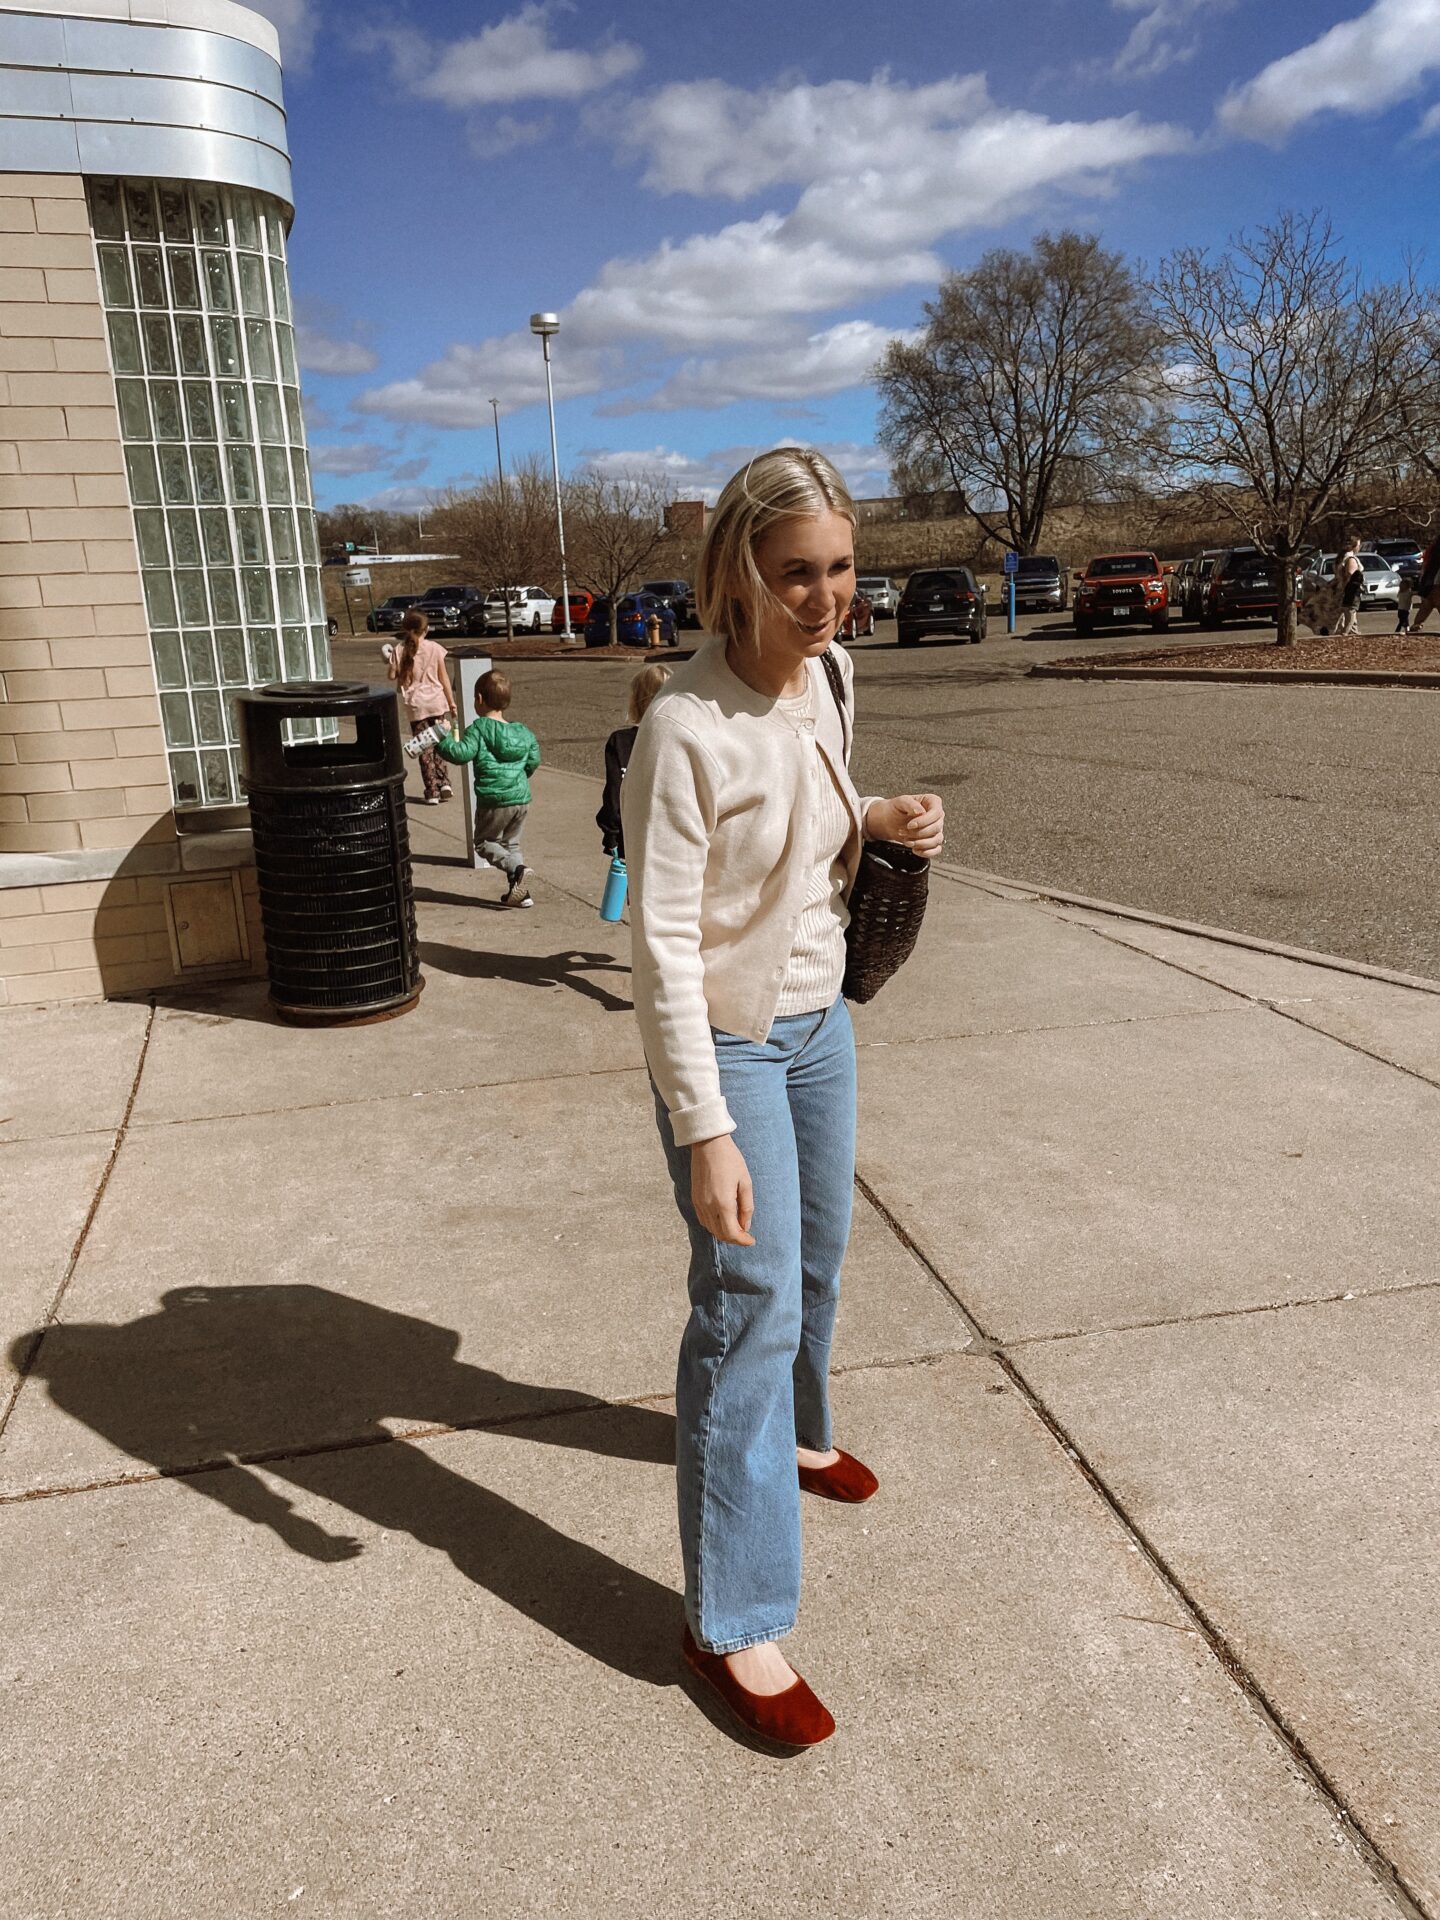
[628,661,671,725]
[695,447,857,650]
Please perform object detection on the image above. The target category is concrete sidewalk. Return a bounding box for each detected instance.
[3,762,1439,1920]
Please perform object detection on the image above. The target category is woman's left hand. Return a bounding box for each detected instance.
[865,793,945,859]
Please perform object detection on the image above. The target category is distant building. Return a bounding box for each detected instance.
[665,499,708,538]
[0,0,323,1004]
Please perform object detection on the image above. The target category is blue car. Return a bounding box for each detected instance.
[584,591,677,647]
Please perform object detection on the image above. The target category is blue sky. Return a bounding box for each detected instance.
[252,0,1440,510]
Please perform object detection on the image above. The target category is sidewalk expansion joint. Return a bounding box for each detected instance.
[0,1000,157,1449]
[128,1060,647,1135]
[1000,1273,1440,1354]
[854,1001,1250,1053]
[854,1169,1432,1920]
[1071,918,1440,1097]
[0,1346,972,1510]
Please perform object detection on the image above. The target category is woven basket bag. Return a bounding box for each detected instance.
[818,647,929,1004]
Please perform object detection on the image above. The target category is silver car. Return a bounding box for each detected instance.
[1300,552,1402,608]
[856,575,899,618]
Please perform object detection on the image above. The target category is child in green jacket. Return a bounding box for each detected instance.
[436,669,542,908]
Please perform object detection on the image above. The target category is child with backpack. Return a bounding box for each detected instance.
[596,661,671,861]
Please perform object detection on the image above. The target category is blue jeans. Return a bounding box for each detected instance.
[653,997,857,1653]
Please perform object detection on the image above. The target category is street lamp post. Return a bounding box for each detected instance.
[489,395,513,643]
[530,311,574,643]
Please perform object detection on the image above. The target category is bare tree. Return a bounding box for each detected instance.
[425,455,560,638]
[876,231,1165,556]
[1152,211,1434,644]
[566,469,675,646]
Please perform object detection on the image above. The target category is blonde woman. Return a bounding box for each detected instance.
[596,661,671,859]
[622,450,943,1748]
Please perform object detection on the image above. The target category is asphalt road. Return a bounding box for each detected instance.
[336,607,1440,980]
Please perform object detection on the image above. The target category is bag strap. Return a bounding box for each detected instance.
[817,646,851,758]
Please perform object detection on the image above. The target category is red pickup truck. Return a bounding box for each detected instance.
[1073,552,1169,637]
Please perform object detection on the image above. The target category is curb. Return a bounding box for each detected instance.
[1029,662,1440,689]
[930,862,1440,995]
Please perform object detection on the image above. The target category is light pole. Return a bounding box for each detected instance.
[489,396,513,643]
[530,311,574,642]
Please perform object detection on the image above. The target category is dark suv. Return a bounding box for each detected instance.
[415,584,486,636]
[366,594,421,634]
[1201,548,1280,627]
[1010,554,1067,614]
[896,568,986,646]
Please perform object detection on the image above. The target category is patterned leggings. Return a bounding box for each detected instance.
[409,716,450,799]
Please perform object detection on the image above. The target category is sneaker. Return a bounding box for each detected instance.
[503,867,533,908]
[439,784,453,800]
[421,795,441,806]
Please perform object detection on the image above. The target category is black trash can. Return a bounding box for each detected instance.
[236,681,421,1026]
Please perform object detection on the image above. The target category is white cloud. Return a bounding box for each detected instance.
[246,0,318,71]
[359,70,1187,425]
[578,439,891,503]
[1109,0,1234,78]
[600,321,921,415]
[357,334,613,429]
[309,442,391,476]
[1421,99,1440,135]
[372,3,641,109]
[1217,0,1440,143]
[296,323,380,376]
[613,74,991,199]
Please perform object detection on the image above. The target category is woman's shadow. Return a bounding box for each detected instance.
[11,1285,682,1686]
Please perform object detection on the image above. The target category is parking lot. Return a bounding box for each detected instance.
[335,605,1440,980]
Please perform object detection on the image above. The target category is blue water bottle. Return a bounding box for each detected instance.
[599,853,628,922]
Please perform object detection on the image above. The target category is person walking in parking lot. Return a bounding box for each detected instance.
[623,447,944,1749]
[1409,534,1440,633]
[1336,539,1364,637]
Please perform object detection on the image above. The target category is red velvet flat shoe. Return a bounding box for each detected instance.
[797,1448,879,1503]
[681,1626,835,1749]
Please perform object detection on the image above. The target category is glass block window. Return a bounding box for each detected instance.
[89,177,332,811]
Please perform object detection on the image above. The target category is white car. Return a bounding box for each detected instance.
[856,574,899,618]
[483,585,556,633]
[1299,553,1401,608]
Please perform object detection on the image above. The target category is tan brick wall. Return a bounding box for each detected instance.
[0,860,262,1007]
[0,172,172,861]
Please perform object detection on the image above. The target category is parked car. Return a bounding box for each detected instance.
[584,592,677,648]
[1201,547,1283,626]
[1176,548,1229,622]
[366,593,421,634]
[838,590,875,641]
[1009,554,1068,614]
[640,580,691,620]
[896,568,987,646]
[414,584,486,636]
[1073,553,1169,635]
[483,585,556,634]
[856,574,899,618]
[1369,537,1424,585]
[1298,552,1402,610]
[551,588,595,635]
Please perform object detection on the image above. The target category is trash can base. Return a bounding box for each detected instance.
[270,976,425,1028]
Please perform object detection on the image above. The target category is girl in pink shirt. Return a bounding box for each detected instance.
[387,610,456,805]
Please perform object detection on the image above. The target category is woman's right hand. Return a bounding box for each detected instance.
[690,1135,755,1245]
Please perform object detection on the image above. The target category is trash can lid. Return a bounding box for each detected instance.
[255,679,369,700]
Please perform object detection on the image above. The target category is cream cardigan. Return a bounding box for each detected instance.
[622,638,879,1147]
